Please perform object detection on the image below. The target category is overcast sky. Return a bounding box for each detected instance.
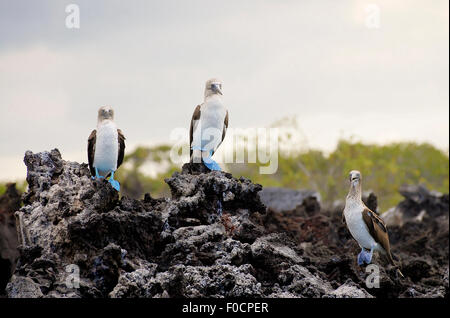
[0,0,448,181]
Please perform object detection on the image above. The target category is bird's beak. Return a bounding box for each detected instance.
[212,84,223,95]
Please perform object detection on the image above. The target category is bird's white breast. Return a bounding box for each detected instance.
[93,120,118,175]
[344,200,378,250]
[193,96,227,152]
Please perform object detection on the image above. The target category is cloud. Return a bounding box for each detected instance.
[0,46,70,120]
[0,1,448,181]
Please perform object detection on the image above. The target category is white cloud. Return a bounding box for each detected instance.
[0,1,448,181]
[0,46,71,122]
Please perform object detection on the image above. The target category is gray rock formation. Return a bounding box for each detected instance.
[259,187,320,213]
[5,149,363,298]
[2,149,448,298]
[383,184,449,227]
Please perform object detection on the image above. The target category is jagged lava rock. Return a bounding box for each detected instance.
[383,184,449,227]
[259,184,448,298]
[7,151,364,298]
[259,187,321,214]
[6,150,447,298]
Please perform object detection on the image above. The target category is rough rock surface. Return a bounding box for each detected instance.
[257,186,449,298]
[2,149,449,298]
[0,183,20,294]
[259,187,321,213]
[383,185,448,227]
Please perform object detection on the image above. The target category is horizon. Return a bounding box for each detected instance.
[1,129,448,183]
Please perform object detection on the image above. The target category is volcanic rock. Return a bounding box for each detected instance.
[2,149,448,298]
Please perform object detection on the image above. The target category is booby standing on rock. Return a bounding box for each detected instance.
[88,106,125,191]
[343,170,403,276]
[189,78,228,171]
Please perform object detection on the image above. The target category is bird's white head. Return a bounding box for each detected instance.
[347,170,363,200]
[349,170,362,185]
[97,106,115,123]
[204,78,223,98]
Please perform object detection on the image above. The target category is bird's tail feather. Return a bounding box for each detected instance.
[396,268,404,278]
[387,251,404,278]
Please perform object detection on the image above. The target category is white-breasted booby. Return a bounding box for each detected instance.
[189,78,228,171]
[343,170,403,276]
[87,106,125,191]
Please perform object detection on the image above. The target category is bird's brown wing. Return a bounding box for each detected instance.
[117,129,126,169]
[87,130,97,176]
[362,207,395,265]
[189,105,201,159]
[212,110,229,157]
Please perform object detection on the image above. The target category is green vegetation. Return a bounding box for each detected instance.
[0,180,27,196]
[115,145,179,199]
[114,139,448,211]
[229,140,449,211]
[2,140,448,212]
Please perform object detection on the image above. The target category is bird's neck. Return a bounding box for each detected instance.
[346,182,362,204]
[204,92,222,101]
[97,119,115,128]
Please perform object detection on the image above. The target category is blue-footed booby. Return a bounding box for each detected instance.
[88,106,125,191]
[343,170,403,277]
[189,78,228,171]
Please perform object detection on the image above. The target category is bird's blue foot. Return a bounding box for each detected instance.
[108,170,121,191]
[203,151,222,171]
[357,248,373,265]
[203,159,222,171]
[109,179,120,191]
[357,251,365,266]
[92,167,104,180]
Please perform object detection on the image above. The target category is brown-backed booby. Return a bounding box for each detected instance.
[189,78,228,171]
[343,170,403,276]
[87,106,125,191]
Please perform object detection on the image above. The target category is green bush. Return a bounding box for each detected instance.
[0,180,27,197]
[227,140,449,211]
